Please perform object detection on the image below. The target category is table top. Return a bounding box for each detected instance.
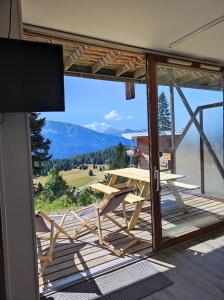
[105,167,184,183]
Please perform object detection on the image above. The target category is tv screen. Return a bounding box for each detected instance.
[0,37,65,112]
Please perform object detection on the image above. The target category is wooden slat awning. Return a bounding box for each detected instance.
[23,29,146,83]
[23,28,223,90]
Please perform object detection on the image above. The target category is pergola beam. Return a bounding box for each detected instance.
[64,44,89,71]
[186,73,216,86]
[125,81,135,100]
[134,66,146,79]
[116,56,143,77]
[176,72,198,84]
[92,50,120,73]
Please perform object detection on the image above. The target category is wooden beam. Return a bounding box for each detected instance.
[92,50,120,73]
[64,44,89,71]
[176,72,198,84]
[186,73,214,86]
[116,56,143,77]
[134,66,146,79]
[66,70,146,84]
[125,81,135,100]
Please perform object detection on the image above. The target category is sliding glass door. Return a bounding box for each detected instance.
[147,56,224,249]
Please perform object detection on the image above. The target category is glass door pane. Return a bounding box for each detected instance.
[156,64,224,241]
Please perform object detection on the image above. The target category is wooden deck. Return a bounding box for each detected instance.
[38,202,152,294]
[161,190,224,238]
[38,189,224,295]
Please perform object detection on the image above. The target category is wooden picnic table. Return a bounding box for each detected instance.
[105,168,186,229]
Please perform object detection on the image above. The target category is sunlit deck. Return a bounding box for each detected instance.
[38,202,152,295]
[38,189,224,295]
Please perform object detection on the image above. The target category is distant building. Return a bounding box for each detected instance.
[122,131,181,170]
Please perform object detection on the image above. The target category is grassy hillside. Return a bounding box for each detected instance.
[34,164,109,189]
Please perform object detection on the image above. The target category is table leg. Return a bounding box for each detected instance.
[122,201,128,226]
[128,200,144,230]
[127,182,149,230]
[167,181,188,214]
[109,175,118,187]
[140,182,150,198]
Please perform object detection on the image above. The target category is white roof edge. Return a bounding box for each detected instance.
[122,131,148,140]
[122,130,182,140]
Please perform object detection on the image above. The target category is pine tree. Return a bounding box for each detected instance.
[111,143,129,170]
[88,169,93,176]
[43,166,68,202]
[158,92,171,132]
[30,113,51,176]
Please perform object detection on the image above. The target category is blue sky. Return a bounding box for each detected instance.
[41,76,223,132]
[41,76,148,131]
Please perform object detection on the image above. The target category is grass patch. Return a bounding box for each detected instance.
[34,164,108,213]
[34,164,108,188]
[35,196,75,212]
[34,189,102,213]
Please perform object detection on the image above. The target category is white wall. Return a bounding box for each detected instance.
[0,1,39,299]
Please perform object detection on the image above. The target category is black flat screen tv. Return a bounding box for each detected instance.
[0,37,65,112]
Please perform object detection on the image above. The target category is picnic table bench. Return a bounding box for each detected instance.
[162,181,200,190]
[89,183,145,204]
[90,183,119,195]
[105,168,189,228]
[90,168,199,230]
[89,182,145,229]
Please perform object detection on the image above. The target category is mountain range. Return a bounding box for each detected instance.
[84,122,146,137]
[42,121,132,159]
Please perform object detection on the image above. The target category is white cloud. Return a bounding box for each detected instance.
[126,115,133,120]
[84,122,113,132]
[104,110,123,121]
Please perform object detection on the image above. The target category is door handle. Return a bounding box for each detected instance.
[154,167,160,192]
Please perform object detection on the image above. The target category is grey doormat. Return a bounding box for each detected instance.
[42,260,173,300]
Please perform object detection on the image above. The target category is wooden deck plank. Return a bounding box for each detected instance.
[38,190,224,292]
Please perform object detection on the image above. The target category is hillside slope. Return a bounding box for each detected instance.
[42,121,131,159]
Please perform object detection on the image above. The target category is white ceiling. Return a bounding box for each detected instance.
[21,0,224,64]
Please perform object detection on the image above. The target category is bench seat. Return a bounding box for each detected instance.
[162,181,200,190]
[89,183,120,194]
[124,193,145,204]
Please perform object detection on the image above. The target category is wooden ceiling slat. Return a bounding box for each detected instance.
[23,30,222,89]
[92,50,121,73]
[116,56,143,76]
[64,44,89,70]
[23,31,146,78]
[134,66,146,79]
